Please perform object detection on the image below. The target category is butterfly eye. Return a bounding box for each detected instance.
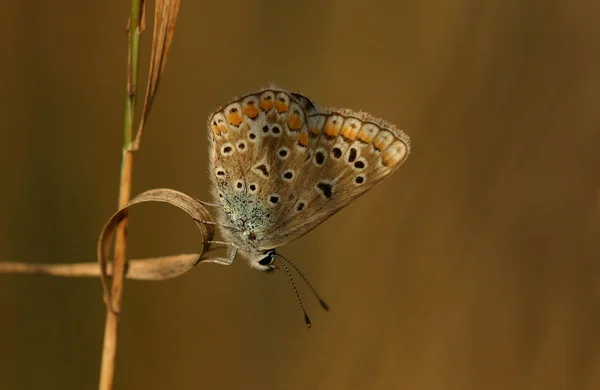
[258,254,274,266]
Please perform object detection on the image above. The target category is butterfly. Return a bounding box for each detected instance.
[206,87,410,323]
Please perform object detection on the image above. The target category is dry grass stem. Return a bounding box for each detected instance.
[0,254,206,280]
[99,0,181,388]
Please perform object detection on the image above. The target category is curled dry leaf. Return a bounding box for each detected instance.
[98,188,215,301]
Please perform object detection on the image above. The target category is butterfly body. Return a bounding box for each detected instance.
[207,88,410,270]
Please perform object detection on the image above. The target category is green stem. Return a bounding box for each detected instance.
[124,0,142,149]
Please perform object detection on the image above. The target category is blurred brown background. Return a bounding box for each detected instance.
[1,0,599,389]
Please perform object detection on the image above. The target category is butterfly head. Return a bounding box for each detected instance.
[248,248,278,272]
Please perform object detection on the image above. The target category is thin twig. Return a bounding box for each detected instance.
[98,0,144,389]
[0,254,215,280]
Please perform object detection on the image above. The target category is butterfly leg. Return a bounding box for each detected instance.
[198,257,233,266]
[224,247,237,265]
[193,197,221,208]
[193,218,242,232]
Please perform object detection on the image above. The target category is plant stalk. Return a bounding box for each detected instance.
[98,0,143,388]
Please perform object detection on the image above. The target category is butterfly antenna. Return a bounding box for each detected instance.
[276,254,330,311]
[277,257,312,329]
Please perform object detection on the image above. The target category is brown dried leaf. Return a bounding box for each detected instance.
[98,188,214,300]
[131,0,181,150]
[0,253,203,280]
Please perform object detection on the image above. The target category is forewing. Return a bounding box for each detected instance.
[259,107,411,250]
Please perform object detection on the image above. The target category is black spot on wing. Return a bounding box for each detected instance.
[317,182,333,199]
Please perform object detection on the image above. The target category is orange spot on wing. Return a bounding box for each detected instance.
[357,125,377,143]
[373,131,393,151]
[341,125,359,141]
[324,120,341,138]
[259,97,274,111]
[357,132,373,143]
[217,123,228,134]
[298,131,309,147]
[275,100,289,113]
[310,127,321,137]
[227,112,244,127]
[243,105,259,119]
[287,113,303,130]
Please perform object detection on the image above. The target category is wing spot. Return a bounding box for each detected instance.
[262,125,269,133]
[275,96,289,113]
[243,100,259,119]
[283,170,294,181]
[315,151,326,165]
[316,182,333,199]
[215,167,226,177]
[354,160,365,170]
[348,148,358,163]
[249,183,257,192]
[254,164,269,177]
[249,133,256,140]
[259,94,274,111]
[221,144,234,156]
[296,202,306,211]
[269,195,280,205]
[332,147,342,159]
[278,147,289,159]
[355,175,366,185]
[236,181,243,189]
[272,126,281,134]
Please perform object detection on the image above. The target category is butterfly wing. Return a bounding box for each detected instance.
[258,106,411,250]
[208,88,410,252]
[208,89,319,249]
